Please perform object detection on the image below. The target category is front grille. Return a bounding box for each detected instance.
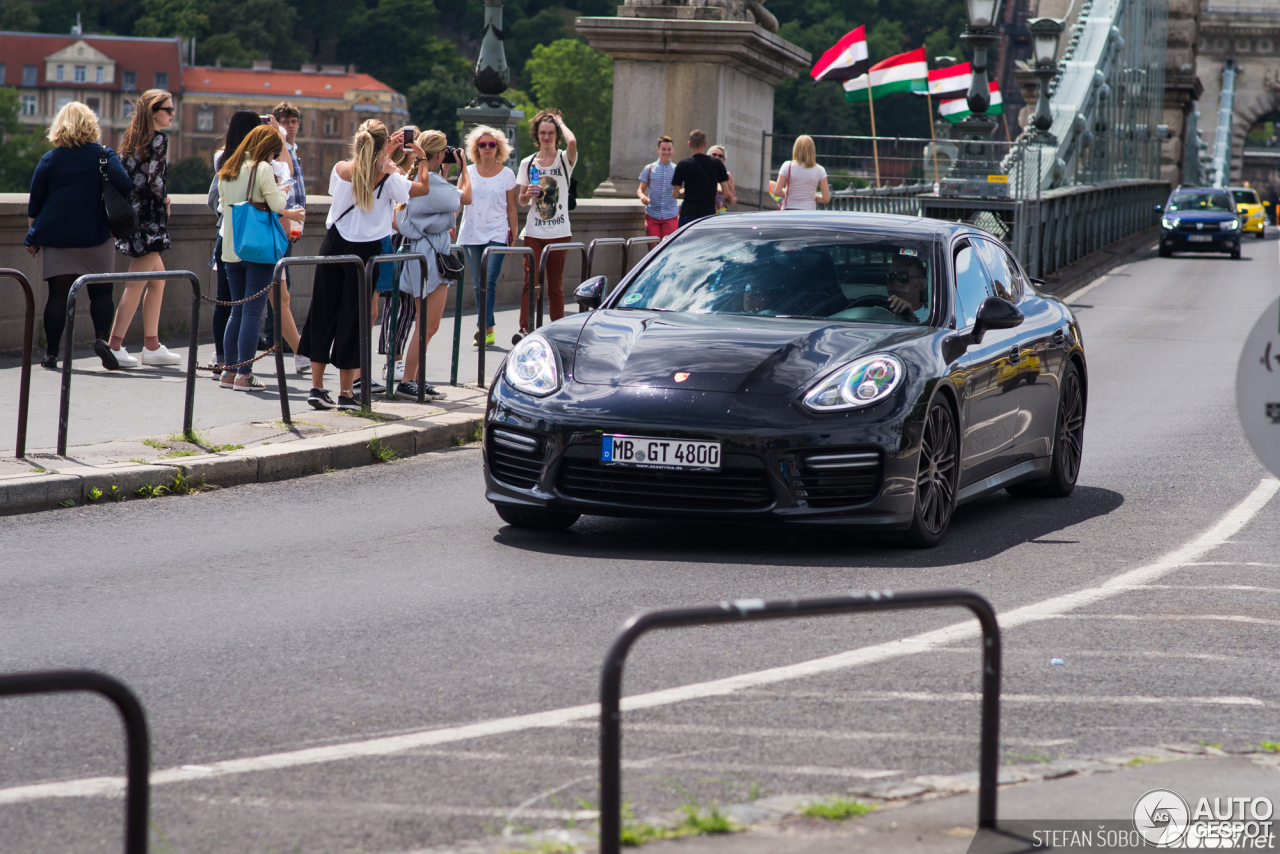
[786,449,883,508]
[557,454,773,510]
[487,429,544,490]
[1175,222,1220,233]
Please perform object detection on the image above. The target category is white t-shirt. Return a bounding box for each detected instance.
[325,166,411,243]
[517,151,574,239]
[457,164,516,245]
[780,161,827,210]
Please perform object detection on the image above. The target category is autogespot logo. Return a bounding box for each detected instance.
[1135,789,1191,846]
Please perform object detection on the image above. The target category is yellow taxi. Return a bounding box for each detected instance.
[1230,186,1267,239]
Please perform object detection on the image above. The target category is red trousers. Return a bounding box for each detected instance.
[520,235,570,331]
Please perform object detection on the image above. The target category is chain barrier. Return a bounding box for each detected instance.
[198,281,274,307]
[200,344,280,374]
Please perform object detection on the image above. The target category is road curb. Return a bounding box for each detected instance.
[0,413,485,516]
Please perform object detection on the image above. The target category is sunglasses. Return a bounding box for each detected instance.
[887,270,924,282]
[477,141,498,149]
[153,106,175,114]
[710,152,725,159]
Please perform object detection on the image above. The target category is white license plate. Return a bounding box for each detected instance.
[601,435,721,470]
[1187,234,1213,242]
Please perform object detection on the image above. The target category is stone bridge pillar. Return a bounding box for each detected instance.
[1162,0,1204,186]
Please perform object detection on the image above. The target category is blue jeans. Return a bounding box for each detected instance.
[213,237,232,363]
[224,261,273,375]
[462,242,505,328]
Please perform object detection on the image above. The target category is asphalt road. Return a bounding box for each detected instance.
[2,236,1279,852]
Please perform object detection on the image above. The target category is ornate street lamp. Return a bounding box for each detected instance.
[939,0,1006,197]
[458,0,524,168]
[1027,17,1064,144]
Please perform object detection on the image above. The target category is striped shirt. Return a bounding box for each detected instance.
[639,160,678,220]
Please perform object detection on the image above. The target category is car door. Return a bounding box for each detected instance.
[953,241,1022,485]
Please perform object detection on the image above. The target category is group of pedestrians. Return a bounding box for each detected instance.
[25,90,183,370]
[637,129,738,236]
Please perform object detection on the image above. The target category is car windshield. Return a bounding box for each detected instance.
[1232,189,1260,205]
[1168,192,1234,212]
[615,228,934,326]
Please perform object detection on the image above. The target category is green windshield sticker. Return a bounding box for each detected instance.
[623,292,643,305]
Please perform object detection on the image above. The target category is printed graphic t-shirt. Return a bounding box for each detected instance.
[517,151,574,239]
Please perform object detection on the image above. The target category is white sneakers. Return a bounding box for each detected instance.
[109,345,139,368]
[394,359,405,381]
[140,344,182,366]
[295,353,311,375]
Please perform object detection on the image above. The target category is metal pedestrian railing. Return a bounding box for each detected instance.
[447,245,468,389]
[363,253,432,406]
[585,238,627,291]
[0,669,150,854]
[533,243,589,331]
[479,246,534,387]
[59,271,201,456]
[0,269,34,458]
[625,236,660,272]
[598,589,1002,854]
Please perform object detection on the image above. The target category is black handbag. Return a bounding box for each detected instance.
[100,148,139,240]
[436,248,464,281]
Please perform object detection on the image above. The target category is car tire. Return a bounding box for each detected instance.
[1257,230,1266,240]
[495,503,580,531]
[1008,362,1085,499]
[1158,245,1172,257]
[902,400,958,549]
[1231,245,1242,259]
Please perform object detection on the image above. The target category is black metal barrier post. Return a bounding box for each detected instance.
[479,246,534,387]
[534,243,588,331]
[625,236,660,273]
[0,269,35,458]
[363,253,432,406]
[59,271,201,457]
[448,245,467,388]
[585,238,627,293]
[0,670,150,854]
[269,255,367,422]
[599,590,1002,854]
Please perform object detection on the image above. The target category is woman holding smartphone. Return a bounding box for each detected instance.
[516,109,576,337]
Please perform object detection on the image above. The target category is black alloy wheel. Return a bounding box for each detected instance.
[1009,361,1085,498]
[495,503,581,531]
[903,400,958,548]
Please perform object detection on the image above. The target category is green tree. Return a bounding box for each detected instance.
[168,155,214,193]
[523,38,612,196]
[195,0,307,67]
[132,0,208,38]
[506,8,580,84]
[0,87,53,192]
[406,65,473,142]
[0,0,40,31]
[338,0,464,95]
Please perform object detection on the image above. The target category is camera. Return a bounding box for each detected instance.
[402,127,415,150]
[259,115,272,125]
[441,147,460,165]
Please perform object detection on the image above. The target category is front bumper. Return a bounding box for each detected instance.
[483,379,921,529]
[1161,227,1240,252]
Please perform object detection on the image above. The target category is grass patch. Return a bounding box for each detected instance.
[57,498,76,508]
[368,435,399,463]
[498,843,578,854]
[1005,750,1054,765]
[1260,741,1280,752]
[134,473,215,500]
[619,790,741,846]
[1124,756,1162,768]
[346,407,397,423]
[164,449,199,458]
[85,485,124,503]
[142,438,168,450]
[28,465,47,473]
[207,443,243,453]
[801,796,876,822]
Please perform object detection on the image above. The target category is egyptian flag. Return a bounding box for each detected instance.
[925,62,972,100]
[811,26,870,83]
[844,47,928,102]
[940,78,1004,122]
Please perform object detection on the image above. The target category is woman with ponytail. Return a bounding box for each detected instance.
[297,119,429,410]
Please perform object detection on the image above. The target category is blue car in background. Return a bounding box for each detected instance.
[1156,187,1242,259]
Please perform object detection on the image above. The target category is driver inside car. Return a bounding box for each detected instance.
[885,253,929,323]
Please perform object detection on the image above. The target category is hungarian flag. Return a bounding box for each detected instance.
[811,26,870,83]
[939,78,1004,122]
[844,47,928,102]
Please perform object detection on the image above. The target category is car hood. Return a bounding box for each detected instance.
[1167,210,1237,222]
[571,309,930,394]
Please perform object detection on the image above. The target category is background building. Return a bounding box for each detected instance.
[181,62,408,195]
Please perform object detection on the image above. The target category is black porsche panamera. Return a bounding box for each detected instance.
[482,212,1086,547]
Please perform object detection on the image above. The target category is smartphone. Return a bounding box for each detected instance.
[260,115,272,125]
[402,128,415,151]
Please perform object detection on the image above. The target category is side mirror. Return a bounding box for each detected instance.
[574,276,608,312]
[972,296,1024,343]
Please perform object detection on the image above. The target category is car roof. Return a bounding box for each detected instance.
[1227,186,1258,193]
[687,210,975,240]
[1171,186,1228,194]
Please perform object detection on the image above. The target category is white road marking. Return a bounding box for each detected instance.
[1117,584,1280,594]
[1061,259,1139,304]
[1,478,1275,807]
[553,720,1072,747]
[757,690,1266,707]
[1050,613,1280,627]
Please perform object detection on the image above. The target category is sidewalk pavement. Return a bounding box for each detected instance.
[0,306,523,515]
[441,746,1280,853]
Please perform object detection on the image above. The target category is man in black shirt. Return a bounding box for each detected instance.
[671,128,730,226]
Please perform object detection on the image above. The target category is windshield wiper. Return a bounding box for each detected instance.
[616,305,675,312]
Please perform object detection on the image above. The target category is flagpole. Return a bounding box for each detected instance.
[1001,109,1011,142]
[926,89,940,187]
[867,82,882,188]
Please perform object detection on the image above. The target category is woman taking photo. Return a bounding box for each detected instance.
[216,125,302,391]
[516,109,576,337]
[207,109,263,377]
[110,88,182,368]
[297,119,429,411]
[774,134,830,211]
[393,130,471,401]
[24,101,131,371]
[457,125,516,347]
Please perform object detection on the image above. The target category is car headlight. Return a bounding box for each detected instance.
[504,334,560,396]
[1161,216,1178,229]
[803,354,904,412]
[1224,219,1240,231]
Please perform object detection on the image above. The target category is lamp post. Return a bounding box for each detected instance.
[939,0,1006,197]
[1027,17,1064,145]
[458,0,524,168]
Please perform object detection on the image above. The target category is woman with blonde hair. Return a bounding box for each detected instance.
[774,134,831,211]
[391,129,471,401]
[297,118,430,410]
[24,101,131,370]
[458,124,517,346]
[216,125,302,391]
[109,88,182,367]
